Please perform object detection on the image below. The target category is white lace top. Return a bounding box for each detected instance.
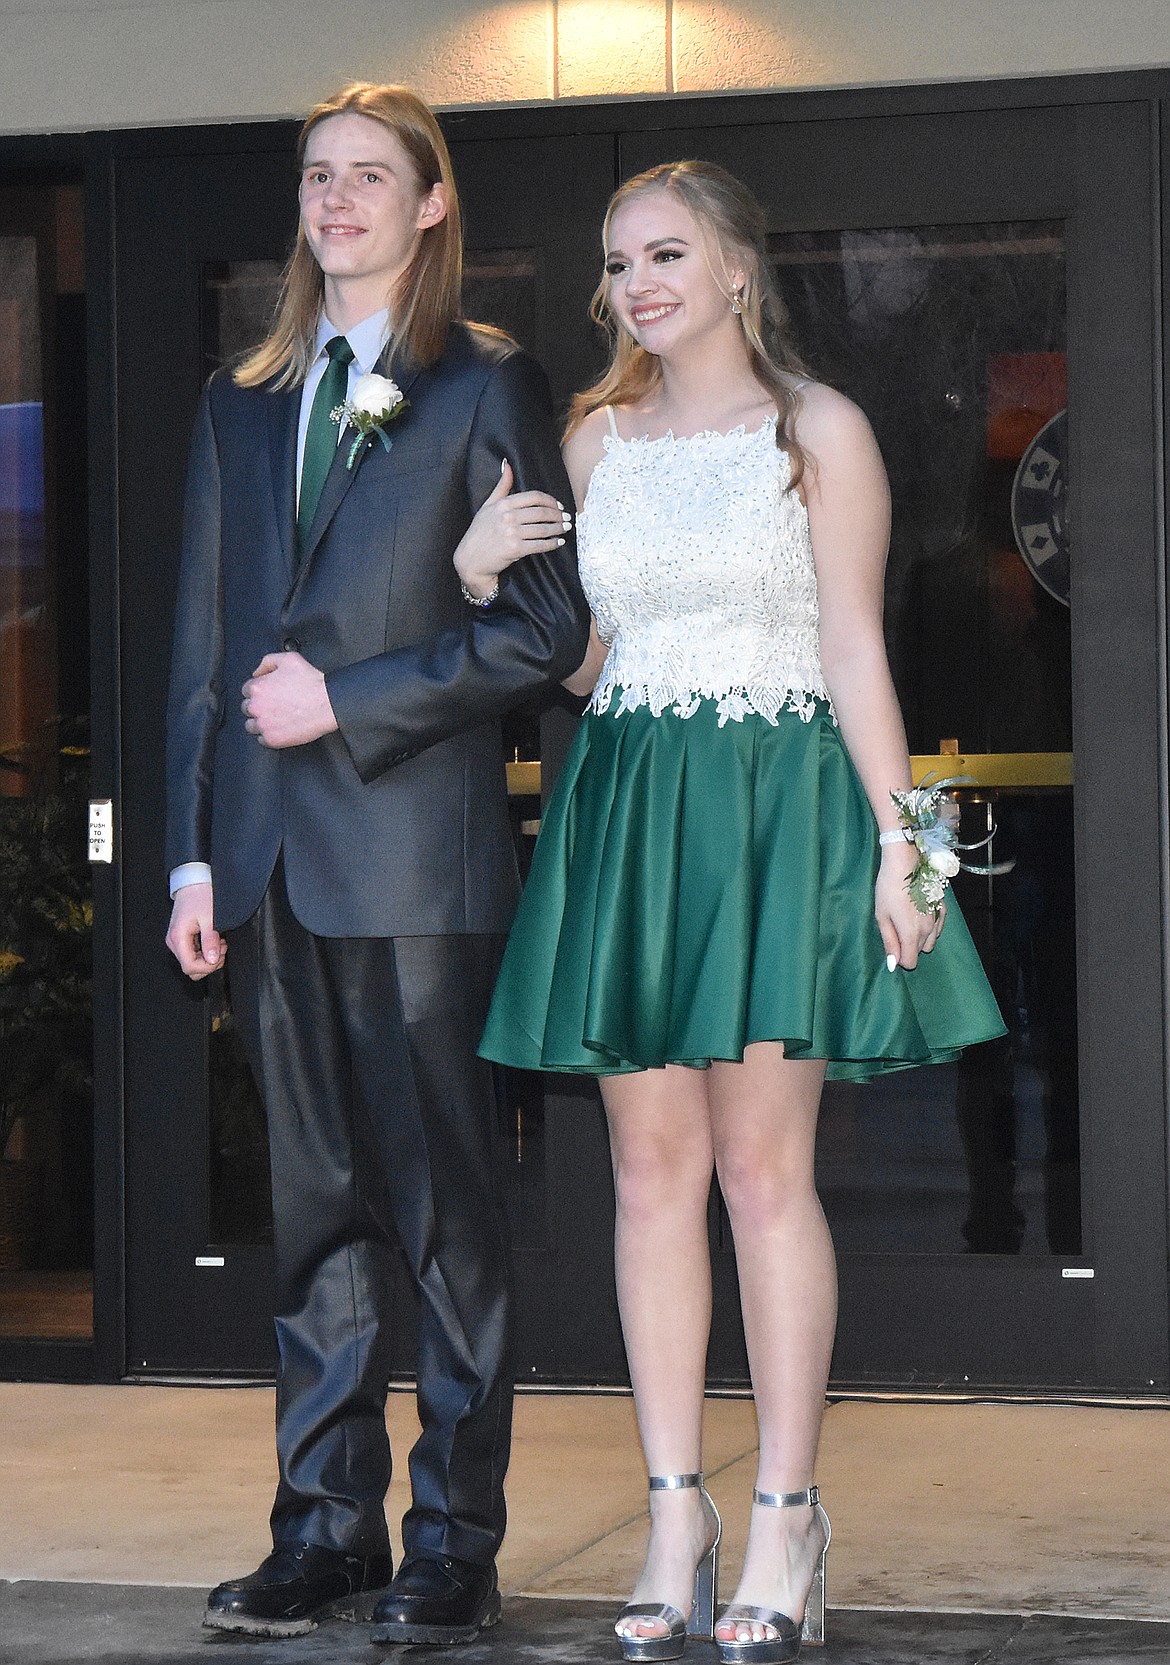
[577,409,831,727]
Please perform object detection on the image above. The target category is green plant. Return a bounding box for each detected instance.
[0,722,93,1165]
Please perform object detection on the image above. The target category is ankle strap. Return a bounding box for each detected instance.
[649,1473,703,1491]
[754,1484,820,1508]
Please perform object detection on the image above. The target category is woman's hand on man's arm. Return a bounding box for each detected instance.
[453,459,571,599]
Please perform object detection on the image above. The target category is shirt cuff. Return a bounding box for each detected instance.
[169,862,212,897]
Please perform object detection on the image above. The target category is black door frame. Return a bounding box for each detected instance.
[4,65,1166,1387]
[612,97,1167,1390]
[0,132,104,1385]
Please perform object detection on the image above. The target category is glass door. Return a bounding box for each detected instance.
[108,95,1168,1392]
[0,181,93,1378]
[111,125,618,1377]
[622,100,1168,1391]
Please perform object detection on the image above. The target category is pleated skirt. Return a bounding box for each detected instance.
[479,698,1006,1082]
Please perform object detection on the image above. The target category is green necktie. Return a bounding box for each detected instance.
[297,334,355,553]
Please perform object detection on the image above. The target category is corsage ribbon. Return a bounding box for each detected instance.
[889,773,1015,914]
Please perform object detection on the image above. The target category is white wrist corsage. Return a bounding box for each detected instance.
[888,774,1014,914]
[331,372,408,468]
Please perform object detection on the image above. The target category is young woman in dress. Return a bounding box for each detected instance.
[460,161,1004,1664]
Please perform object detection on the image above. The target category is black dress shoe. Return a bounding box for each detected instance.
[203,1541,393,1637]
[371,1554,501,1646]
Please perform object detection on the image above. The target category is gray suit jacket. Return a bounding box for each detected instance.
[165,322,590,936]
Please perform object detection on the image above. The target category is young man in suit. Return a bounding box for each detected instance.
[165,82,589,1644]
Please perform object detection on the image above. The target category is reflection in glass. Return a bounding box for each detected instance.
[497,1068,546,1249]
[0,235,47,773]
[463,250,547,1243]
[463,249,538,357]
[202,260,283,374]
[0,195,94,1342]
[770,222,1079,1255]
[208,976,271,1246]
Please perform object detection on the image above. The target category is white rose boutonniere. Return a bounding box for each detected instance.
[331,372,409,468]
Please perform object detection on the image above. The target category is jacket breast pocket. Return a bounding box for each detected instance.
[364,451,443,500]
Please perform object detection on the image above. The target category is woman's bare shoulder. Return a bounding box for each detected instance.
[792,382,877,458]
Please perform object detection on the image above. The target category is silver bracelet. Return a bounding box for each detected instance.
[460,579,499,608]
[878,827,913,847]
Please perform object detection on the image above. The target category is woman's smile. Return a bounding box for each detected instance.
[630,302,680,326]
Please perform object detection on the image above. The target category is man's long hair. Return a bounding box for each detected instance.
[235,83,463,389]
[567,160,811,487]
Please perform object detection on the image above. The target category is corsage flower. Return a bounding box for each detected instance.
[889,774,1014,914]
[331,372,408,468]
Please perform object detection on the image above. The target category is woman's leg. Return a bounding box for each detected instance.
[602,1065,717,1641]
[708,1042,835,1644]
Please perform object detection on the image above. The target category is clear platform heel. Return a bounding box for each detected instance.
[715,1485,831,1664]
[615,1472,723,1662]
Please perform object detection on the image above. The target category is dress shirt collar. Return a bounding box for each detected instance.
[313,306,392,376]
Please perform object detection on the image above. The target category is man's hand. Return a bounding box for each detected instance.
[165,882,225,981]
[242,652,339,748]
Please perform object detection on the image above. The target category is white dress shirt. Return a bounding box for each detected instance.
[169,308,392,899]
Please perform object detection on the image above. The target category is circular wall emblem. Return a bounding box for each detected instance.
[1011,409,1069,606]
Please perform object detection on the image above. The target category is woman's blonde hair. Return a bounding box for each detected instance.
[235,82,462,389]
[567,160,811,485]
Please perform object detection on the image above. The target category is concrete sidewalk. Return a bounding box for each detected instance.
[1,1385,1169,1661]
[3,1585,1170,1665]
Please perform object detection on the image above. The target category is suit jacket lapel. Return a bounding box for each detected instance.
[296,338,426,572]
[266,384,300,580]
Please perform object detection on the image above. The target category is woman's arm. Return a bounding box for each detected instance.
[798,384,943,969]
[563,620,609,696]
[328,351,590,781]
[558,412,612,694]
[449,402,611,693]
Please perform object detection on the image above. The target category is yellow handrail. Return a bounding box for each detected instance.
[506,760,542,796]
[508,753,1073,798]
[910,753,1073,789]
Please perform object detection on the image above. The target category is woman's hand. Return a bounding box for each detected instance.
[454,460,572,599]
[876,840,946,971]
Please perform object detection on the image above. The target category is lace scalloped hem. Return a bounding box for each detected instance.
[589,678,831,728]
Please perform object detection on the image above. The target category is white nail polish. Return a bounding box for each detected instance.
[886,953,897,973]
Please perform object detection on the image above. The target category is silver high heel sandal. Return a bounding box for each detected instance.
[715,1485,831,1664]
[614,1472,722,1662]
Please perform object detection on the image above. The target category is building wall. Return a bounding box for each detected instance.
[2,0,1169,135]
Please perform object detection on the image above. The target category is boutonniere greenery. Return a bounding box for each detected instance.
[331,372,409,468]
[889,774,1015,914]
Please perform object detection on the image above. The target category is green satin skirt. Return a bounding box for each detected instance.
[479,699,1006,1081]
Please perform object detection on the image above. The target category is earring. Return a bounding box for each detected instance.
[730,289,744,315]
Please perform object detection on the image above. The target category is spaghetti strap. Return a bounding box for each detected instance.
[605,405,620,438]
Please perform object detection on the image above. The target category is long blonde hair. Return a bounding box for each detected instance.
[235,83,463,389]
[568,160,811,485]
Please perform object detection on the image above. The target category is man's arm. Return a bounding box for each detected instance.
[166,880,225,979]
[165,389,228,978]
[325,350,590,784]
